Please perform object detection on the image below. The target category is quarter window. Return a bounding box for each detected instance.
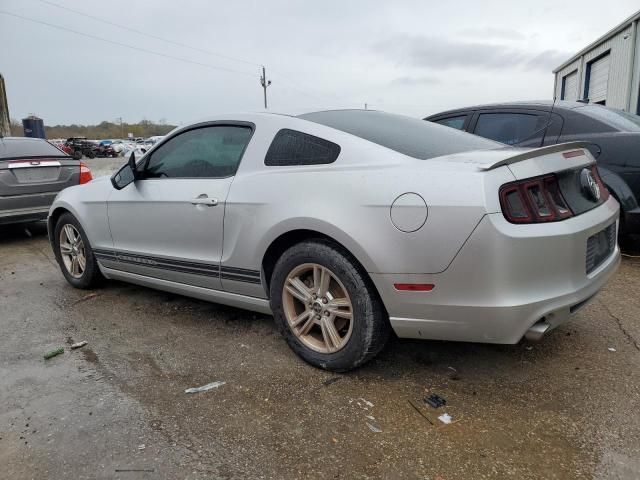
[265,129,340,166]
[144,125,252,178]
[474,113,544,145]
[435,115,467,130]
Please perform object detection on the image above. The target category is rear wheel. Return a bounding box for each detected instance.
[53,213,102,289]
[270,240,390,371]
[72,150,82,160]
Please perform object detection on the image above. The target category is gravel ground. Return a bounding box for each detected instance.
[1,193,639,478]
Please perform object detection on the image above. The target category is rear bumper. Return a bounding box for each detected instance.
[373,197,621,344]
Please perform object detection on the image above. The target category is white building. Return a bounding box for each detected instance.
[553,10,640,114]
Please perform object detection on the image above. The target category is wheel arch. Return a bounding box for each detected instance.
[260,228,386,313]
[599,166,638,212]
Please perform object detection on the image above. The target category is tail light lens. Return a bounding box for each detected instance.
[500,174,573,223]
[589,165,609,202]
[79,162,93,184]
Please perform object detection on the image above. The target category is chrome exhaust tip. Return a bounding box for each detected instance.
[525,319,551,342]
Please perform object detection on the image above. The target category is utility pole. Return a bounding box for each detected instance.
[260,66,271,109]
[116,117,123,139]
[364,103,368,110]
[0,73,10,137]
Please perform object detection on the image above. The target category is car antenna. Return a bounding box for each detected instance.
[539,96,557,146]
[512,97,557,147]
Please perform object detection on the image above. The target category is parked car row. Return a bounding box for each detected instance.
[48,136,166,160]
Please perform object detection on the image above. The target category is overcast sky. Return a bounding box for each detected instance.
[1,0,639,125]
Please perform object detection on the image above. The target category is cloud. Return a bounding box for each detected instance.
[389,76,441,86]
[458,26,526,40]
[375,35,570,72]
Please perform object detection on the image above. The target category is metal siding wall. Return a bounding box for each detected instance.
[554,26,634,109]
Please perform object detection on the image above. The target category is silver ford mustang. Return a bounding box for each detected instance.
[48,110,620,371]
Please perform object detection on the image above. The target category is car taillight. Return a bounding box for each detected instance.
[79,162,93,184]
[499,174,573,223]
[589,165,610,202]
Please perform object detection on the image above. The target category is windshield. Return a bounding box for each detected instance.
[577,105,640,132]
[298,110,502,160]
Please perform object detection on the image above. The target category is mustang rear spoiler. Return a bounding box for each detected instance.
[479,141,595,171]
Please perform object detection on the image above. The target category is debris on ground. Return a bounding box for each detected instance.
[407,399,435,425]
[323,376,342,387]
[608,347,617,352]
[70,341,88,350]
[43,347,64,360]
[358,398,374,408]
[138,444,146,450]
[425,393,447,409]
[72,292,99,306]
[438,413,453,424]
[365,415,375,420]
[184,381,226,394]
[366,421,382,433]
[447,366,460,380]
[525,346,534,351]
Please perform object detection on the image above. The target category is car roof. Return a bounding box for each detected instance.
[425,100,589,119]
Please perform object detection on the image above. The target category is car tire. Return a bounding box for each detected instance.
[270,240,390,372]
[72,150,82,160]
[52,212,103,289]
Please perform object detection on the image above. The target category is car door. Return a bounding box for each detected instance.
[106,122,254,290]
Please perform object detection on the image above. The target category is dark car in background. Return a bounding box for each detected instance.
[426,101,640,238]
[65,137,95,160]
[0,137,92,225]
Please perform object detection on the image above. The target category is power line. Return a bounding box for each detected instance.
[30,0,359,107]
[0,10,259,79]
[33,0,262,68]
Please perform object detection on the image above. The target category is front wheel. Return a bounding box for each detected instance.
[53,213,103,289]
[270,240,390,371]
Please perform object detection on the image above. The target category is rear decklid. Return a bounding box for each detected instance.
[0,137,79,197]
[439,142,610,219]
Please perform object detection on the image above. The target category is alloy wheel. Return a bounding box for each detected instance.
[282,263,353,353]
[59,224,86,279]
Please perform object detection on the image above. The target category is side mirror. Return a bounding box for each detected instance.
[111,152,139,190]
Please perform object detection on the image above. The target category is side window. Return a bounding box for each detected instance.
[474,113,544,145]
[144,125,252,178]
[265,129,340,166]
[435,115,467,130]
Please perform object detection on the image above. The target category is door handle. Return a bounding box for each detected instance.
[191,195,218,206]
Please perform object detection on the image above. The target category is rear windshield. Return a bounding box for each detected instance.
[577,105,640,132]
[0,138,69,159]
[298,110,501,160]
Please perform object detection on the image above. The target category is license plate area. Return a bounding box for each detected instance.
[586,223,616,274]
[12,166,61,183]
